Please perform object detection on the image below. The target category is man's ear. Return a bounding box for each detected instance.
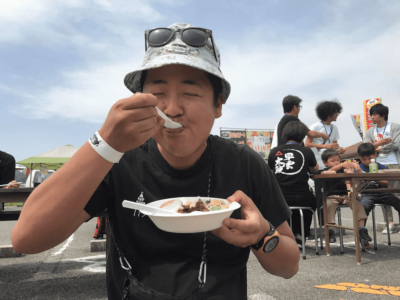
[215,94,223,119]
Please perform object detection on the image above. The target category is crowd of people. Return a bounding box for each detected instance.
[270,96,400,250]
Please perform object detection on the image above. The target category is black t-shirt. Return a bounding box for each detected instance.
[276,115,309,146]
[316,168,348,196]
[268,144,317,193]
[0,151,15,185]
[84,135,291,300]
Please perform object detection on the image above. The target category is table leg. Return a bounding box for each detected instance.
[352,179,361,265]
[321,182,330,256]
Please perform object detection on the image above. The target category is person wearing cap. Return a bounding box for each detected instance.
[12,23,299,299]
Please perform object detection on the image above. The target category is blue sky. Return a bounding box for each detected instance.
[1,0,400,161]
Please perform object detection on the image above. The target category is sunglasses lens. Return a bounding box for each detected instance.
[148,29,173,46]
[182,29,208,46]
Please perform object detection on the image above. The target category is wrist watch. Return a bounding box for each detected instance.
[250,220,279,253]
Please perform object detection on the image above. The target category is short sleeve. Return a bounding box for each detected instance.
[268,148,277,172]
[309,122,320,131]
[249,152,291,228]
[298,120,310,133]
[84,172,113,218]
[332,124,340,141]
[305,147,317,168]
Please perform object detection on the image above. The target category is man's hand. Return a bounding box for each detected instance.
[339,147,346,154]
[325,142,340,149]
[211,191,269,248]
[340,161,353,169]
[376,138,392,147]
[3,180,20,189]
[98,93,161,153]
[352,160,362,173]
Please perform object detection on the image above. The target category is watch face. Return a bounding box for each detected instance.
[263,236,279,253]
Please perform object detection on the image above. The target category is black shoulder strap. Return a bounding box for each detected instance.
[107,208,133,274]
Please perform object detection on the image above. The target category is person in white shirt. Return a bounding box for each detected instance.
[364,104,400,234]
[305,100,346,170]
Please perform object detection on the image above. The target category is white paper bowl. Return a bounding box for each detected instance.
[144,197,240,233]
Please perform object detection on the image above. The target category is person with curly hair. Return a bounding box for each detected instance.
[305,99,346,170]
[305,100,346,226]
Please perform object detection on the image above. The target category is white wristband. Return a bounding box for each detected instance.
[88,131,124,163]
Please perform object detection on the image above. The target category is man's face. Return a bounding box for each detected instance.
[359,154,377,166]
[294,105,301,116]
[324,155,341,168]
[143,64,222,163]
[370,113,385,125]
[330,112,339,121]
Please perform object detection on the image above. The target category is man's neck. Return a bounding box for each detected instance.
[287,140,300,145]
[323,119,332,125]
[286,112,298,117]
[376,120,387,128]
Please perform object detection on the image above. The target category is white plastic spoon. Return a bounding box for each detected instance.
[122,200,181,216]
[155,107,182,129]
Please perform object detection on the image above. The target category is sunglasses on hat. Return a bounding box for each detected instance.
[145,27,218,62]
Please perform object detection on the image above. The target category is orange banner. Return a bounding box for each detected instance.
[363,98,382,133]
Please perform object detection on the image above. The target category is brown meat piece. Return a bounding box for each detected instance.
[177,200,210,214]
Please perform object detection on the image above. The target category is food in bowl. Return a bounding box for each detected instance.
[176,198,230,213]
[137,197,241,233]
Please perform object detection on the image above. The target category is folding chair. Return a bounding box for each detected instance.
[371,204,400,250]
[289,206,319,260]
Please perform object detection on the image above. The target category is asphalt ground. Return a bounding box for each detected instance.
[1,207,399,300]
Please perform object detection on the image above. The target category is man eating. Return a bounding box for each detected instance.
[12,23,299,299]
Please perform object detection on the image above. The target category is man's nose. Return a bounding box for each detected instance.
[163,93,183,118]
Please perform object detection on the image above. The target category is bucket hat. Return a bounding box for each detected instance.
[124,23,231,103]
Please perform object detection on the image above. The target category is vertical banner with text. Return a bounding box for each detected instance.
[350,114,363,139]
[363,98,382,133]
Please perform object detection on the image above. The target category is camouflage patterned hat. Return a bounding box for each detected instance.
[124,23,231,103]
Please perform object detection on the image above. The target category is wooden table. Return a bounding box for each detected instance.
[313,172,400,265]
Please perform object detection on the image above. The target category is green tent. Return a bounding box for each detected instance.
[17,144,79,170]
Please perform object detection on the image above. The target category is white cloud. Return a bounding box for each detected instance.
[3,0,400,151]
[8,58,140,122]
[0,0,163,46]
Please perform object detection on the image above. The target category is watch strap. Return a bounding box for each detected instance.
[250,220,276,251]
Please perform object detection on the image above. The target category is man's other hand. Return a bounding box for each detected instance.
[211,191,270,248]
